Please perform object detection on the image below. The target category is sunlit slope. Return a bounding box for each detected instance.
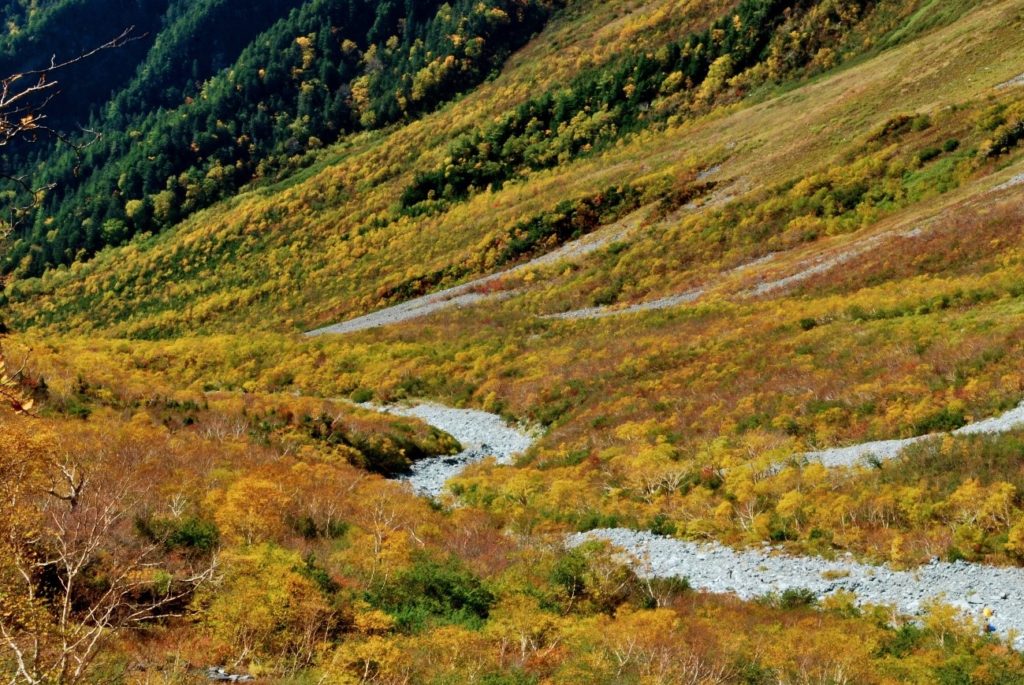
[9,0,1022,337]
[3,0,731,334]
[6,0,1024,569]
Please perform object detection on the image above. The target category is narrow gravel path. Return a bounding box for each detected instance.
[543,226,903,321]
[545,254,776,321]
[569,528,1024,649]
[996,173,1024,191]
[747,235,885,296]
[546,289,705,321]
[997,72,1024,89]
[804,400,1024,467]
[305,288,515,337]
[304,209,649,337]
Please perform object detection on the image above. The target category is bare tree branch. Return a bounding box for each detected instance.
[0,342,35,414]
[0,27,141,240]
[2,456,217,685]
[0,27,140,149]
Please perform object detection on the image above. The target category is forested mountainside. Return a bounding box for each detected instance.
[4,0,1024,682]
[0,0,555,275]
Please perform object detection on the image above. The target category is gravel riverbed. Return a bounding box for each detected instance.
[805,400,1024,467]
[569,528,1024,649]
[368,402,534,497]
[361,399,1024,647]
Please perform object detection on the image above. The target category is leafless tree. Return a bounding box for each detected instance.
[0,27,142,406]
[0,341,33,414]
[1,449,216,685]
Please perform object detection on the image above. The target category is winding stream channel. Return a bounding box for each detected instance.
[366,399,1024,648]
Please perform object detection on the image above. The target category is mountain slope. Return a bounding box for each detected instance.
[1,0,556,275]
[7,0,1022,335]
[5,0,1024,682]
[7,0,1024,556]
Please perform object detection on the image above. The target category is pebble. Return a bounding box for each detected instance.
[569,528,1024,650]
[373,402,535,497]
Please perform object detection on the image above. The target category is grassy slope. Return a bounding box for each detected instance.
[7,0,1024,563]
[5,0,738,334]
[8,0,1024,442]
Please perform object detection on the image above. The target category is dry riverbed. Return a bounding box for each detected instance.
[364,399,1024,648]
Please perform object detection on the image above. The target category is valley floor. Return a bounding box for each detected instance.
[363,396,1024,649]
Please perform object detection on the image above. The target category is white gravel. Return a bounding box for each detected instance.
[545,254,777,321]
[954,400,1024,435]
[545,288,705,321]
[521,207,645,267]
[569,528,1024,649]
[367,402,535,497]
[696,164,722,181]
[803,436,928,468]
[749,235,884,296]
[304,284,515,337]
[744,222,945,298]
[997,73,1024,89]
[804,400,1024,467]
[749,256,850,295]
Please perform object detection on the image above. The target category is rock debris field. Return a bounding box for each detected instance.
[307,163,1024,335]
[365,398,1024,648]
[568,528,1024,650]
[368,402,535,497]
[304,208,647,337]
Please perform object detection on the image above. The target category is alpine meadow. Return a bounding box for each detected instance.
[4,0,1024,683]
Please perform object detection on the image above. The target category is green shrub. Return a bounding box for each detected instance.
[135,515,220,555]
[648,514,677,536]
[912,406,967,435]
[986,119,1024,157]
[918,146,942,163]
[875,623,925,658]
[350,388,374,403]
[758,587,818,610]
[370,555,495,633]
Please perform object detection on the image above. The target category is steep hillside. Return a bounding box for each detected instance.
[1,0,555,274]
[12,0,1004,333]
[5,0,1024,682]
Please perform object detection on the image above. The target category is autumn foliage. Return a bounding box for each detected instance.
[3,0,1024,681]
